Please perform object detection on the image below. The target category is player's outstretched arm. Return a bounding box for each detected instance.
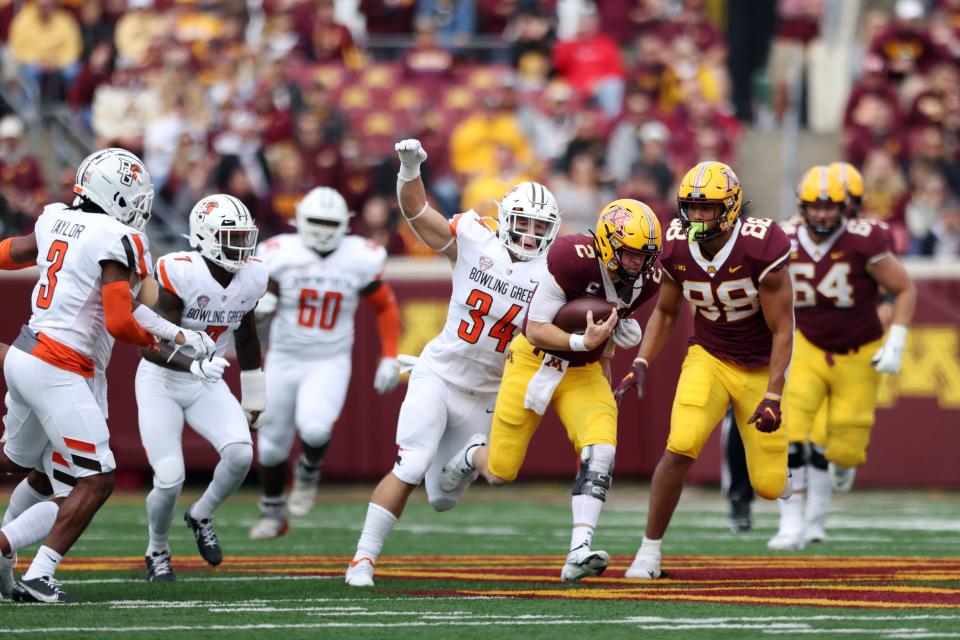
[868,255,916,374]
[395,139,457,262]
[235,310,266,427]
[758,267,794,398]
[0,233,38,269]
[361,280,402,394]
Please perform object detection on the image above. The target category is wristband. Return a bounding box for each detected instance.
[763,392,782,402]
[633,356,649,367]
[398,164,421,183]
[569,333,587,351]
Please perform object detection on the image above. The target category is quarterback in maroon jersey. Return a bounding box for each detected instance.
[768,165,916,551]
[615,160,796,579]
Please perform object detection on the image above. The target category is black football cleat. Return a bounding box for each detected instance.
[145,550,177,582]
[185,505,223,566]
[728,497,753,533]
[11,577,79,603]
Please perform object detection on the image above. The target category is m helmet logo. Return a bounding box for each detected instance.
[720,167,740,194]
[601,206,631,237]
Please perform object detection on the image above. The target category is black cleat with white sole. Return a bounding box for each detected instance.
[145,550,177,582]
[11,577,79,603]
[185,505,223,566]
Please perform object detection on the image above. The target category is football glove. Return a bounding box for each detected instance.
[612,318,642,349]
[190,356,230,383]
[180,329,217,359]
[373,357,400,394]
[748,395,782,433]
[871,324,907,374]
[255,291,278,316]
[613,358,648,404]
[241,368,267,428]
[396,139,427,182]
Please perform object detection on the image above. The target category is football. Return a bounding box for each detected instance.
[552,297,617,333]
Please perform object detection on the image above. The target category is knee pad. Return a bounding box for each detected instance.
[220,442,253,474]
[828,442,865,469]
[298,420,333,450]
[391,447,431,486]
[572,444,615,502]
[752,468,789,501]
[787,442,807,469]
[808,443,828,471]
[257,437,291,468]
[152,457,185,490]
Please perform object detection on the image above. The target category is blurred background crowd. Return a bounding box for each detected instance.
[0,0,957,261]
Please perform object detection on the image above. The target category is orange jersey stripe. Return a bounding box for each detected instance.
[32,333,94,378]
[158,259,178,297]
[131,234,148,276]
[63,437,96,454]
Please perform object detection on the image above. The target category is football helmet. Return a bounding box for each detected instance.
[296,186,351,253]
[74,147,154,230]
[797,165,847,235]
[185,194,258,273]
[594,199,662,285]
[828,161,864,216]
[497,181,561,261]
[677,160,743,241]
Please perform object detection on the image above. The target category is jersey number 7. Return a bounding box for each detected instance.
[457,289,522,353]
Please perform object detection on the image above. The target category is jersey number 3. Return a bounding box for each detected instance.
[36,240,69,310]
[457,289,522,353]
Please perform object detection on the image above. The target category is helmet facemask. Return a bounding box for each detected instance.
[186,194,259,273]
[216,225,259,271]
[678,198,729,241]
[497,182,560,261]
[299,215,347,253]
[800,200,845,236]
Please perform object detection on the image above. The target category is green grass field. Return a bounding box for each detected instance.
[3,483,960,640]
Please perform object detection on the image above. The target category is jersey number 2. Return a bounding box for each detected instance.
[36,240,69,310]
[298,289,342,330]
[457,289,522,353]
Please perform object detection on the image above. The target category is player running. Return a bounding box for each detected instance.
[135,194,267,580]
[768,165,915,550]
[249,186,401,539]
[345,139,561,587]
[617,160,796,579]
[442,199,663,583]
[0,148,216,602]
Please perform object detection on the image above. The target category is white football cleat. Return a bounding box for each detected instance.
[560,547,609,583]
[768,529,806,551]
[804,521,828,544]
[829,463,856,493]
[625,551,661,579]
[249,516,289,540]
[440,433,487,493]
[345,557,375,587]
[288,461,320,517]
[0,552,15,598]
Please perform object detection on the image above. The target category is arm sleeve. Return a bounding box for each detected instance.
[0,237,36,270]
[132,305,181,342]
[102,281,156,347]
[365,282,401,358]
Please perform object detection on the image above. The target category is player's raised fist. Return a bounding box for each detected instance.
[395,139,427,168]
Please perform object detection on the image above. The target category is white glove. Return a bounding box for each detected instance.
[397,354,419,374]
[612,318,642,349]
[255,291,278,316]
[373,357,400,394]
[396,139,427,182]
[190,356,230,383]
[180,329,217,359]
[241,369,267,427]
[871,324,907,374]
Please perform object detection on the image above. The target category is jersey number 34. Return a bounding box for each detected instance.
[458,289,522,353]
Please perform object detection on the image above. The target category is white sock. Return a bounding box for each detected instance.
[1,479,49,528]
[570,494,603,551]
[23,545,62,580]
[639,536,662,556]
[0,502,58,552]
[191,443,252,520]
[777,492,805,534]
[146,484,181,554]
[805,466,832,527]
[353,503,398,564]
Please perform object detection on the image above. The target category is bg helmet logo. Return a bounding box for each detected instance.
[201,200,219,218]
[116,159,143,187]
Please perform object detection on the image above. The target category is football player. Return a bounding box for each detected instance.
[135,194,267,581]
[441,199,663,583]
[249,186,401,539]
[617,161,796,579]
[345,139,561,587]
[0,148,216,602]
[768,166,915,550]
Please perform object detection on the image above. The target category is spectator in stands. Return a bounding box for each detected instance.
[916,198,960,261]
[213,110,272,200]
[90,58,162,153]
[334,134,375,213]
[552,2,626,117]
[460,143,536,215]
[868,0,947,87]
[507,5,555,92]
[360,0,417,39]
[402,17,455,83]
[449,91,532,178]
[550,151,613,235]
[0,114,47,226]
[906,62,960,130]
[9,0,83,105]
[417,0,476,52]
[628,30,668,101]
[516,80,579,168]
[295,0,364,67]
[765,0,822,123]
[214,153,265,225]
[910,124,960,189]
[144,93,207,191]
[78,0,114,60]
[843,54,902,132]
[264,143,312,232]
[610,119,673,202]
[607,89,669,184]
[844,96,908,168]
[114,0,165,67]
[862,149,910,253]
[68,41,115,130]
[905,169,951,249]
[359,194,409,255]
[615,163,672,227]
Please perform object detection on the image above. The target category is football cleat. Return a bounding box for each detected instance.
[288,459,321,518]
[11,576,78,603]
[145,550,176,582]
[728,498,752,533]
[829,463,856,493]
[184,505,223,566]
[625,551,661,580]
[249,517,289,540]
[767,529,806,551]
[560,546,609,583]
[440,433,487,493]
[345,557,375,587]
[0,552,16,598]
[804,521,828,544]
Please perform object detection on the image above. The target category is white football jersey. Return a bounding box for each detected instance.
[155,250,267,355]
[418,210,542,395]
[256,234,387,360]
[28,202,152,359]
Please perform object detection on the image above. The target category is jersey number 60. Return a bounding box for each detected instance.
[297,289,343,330]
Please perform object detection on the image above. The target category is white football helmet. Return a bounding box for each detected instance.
[74,147,154,230]
[185,194,259,273]
[497,181,560,261]
[295,186,351,253]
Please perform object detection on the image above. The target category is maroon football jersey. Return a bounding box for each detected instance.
[524,233,661,365]
[783,217,892,352]
[660,217,791,369]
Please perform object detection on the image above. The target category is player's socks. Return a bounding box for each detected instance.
[0,502,58,552]
[353,503,398,564]
[1,479,49,527]
[569,494,603,551]
[146,484,181,554]
[191,442,253,520]
[23,545,62,581]
[805,466,832,541]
